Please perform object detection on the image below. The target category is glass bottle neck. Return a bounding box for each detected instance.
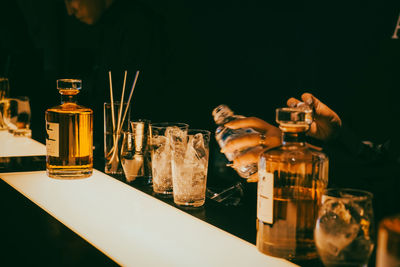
[282,131,307,145]
[61,94,77,104]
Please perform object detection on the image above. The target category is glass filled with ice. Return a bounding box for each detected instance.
[314,188,375,267]
[171,129,210,207]
[150,122,189,195]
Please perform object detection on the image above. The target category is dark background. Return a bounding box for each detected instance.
[1,0,398,140]
[1,1,400,266]
[1,0,400,229]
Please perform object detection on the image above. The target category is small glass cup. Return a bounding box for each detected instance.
[104,102,130,176]
[120,120,152,184]
[171,129,211,207]
[7,96,32,137]
[376,214,400,267]
[0,78,10,130]
[150,122,189,195]
[315,188,375,267]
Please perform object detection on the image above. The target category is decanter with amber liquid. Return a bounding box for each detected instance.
[256,105,329,261]
[46,79,93,178]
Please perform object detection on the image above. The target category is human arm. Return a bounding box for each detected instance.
[221,117,281,182]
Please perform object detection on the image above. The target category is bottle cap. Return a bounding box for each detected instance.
[57,79,82,91]
[212,104,234,124]
[276,103,313,128]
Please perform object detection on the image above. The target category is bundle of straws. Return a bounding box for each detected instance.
[106,70,140,173]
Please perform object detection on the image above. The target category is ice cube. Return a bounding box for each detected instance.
[152,135,167,151]
[190,133,208,160]
[315,200,361,256]
[167,126,188,161]
[193,133,206,159]
[166,126,187,144]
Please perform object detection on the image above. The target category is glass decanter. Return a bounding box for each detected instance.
[256,105,329,261]
[45,79,93,178]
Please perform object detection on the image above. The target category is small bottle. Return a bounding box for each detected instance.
[376,215,400,267]
[212,104,259,178]
[46,79,93,178]
[256,104,329,261]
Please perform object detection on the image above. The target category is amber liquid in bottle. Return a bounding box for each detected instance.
[257,107,329,261]
[46,79,93,179]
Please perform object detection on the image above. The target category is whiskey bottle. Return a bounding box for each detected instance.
[256,105,329,261]
[212,104,259,178]
[46,79,93,178]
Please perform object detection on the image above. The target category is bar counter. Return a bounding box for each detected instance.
[0,131,306,266]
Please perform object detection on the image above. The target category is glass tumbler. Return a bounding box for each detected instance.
[7,96,32,137]
[314,188,375,267]
[171,129,211,207]
[150,122,189,195]
[120,120,151,184]
[0,77,10,130]
[104,102,130,176]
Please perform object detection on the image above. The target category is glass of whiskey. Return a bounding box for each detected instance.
[257,105,329,261]
[45,79,93,179]
[315,188,375,267]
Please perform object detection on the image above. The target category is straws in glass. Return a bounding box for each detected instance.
[105,70,139,174]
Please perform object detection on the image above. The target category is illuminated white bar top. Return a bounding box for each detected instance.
[0,131,46,157]
[0,133,296,266]
[0,170,297,267]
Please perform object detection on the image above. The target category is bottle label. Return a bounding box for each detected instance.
[257,171,274,224]
[46,121,59,157]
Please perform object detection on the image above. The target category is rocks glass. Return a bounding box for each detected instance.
[314,188,375,267]
[7,96,32,137]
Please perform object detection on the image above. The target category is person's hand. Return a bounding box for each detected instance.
[287,93,342,141]
[222,117,281,182]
